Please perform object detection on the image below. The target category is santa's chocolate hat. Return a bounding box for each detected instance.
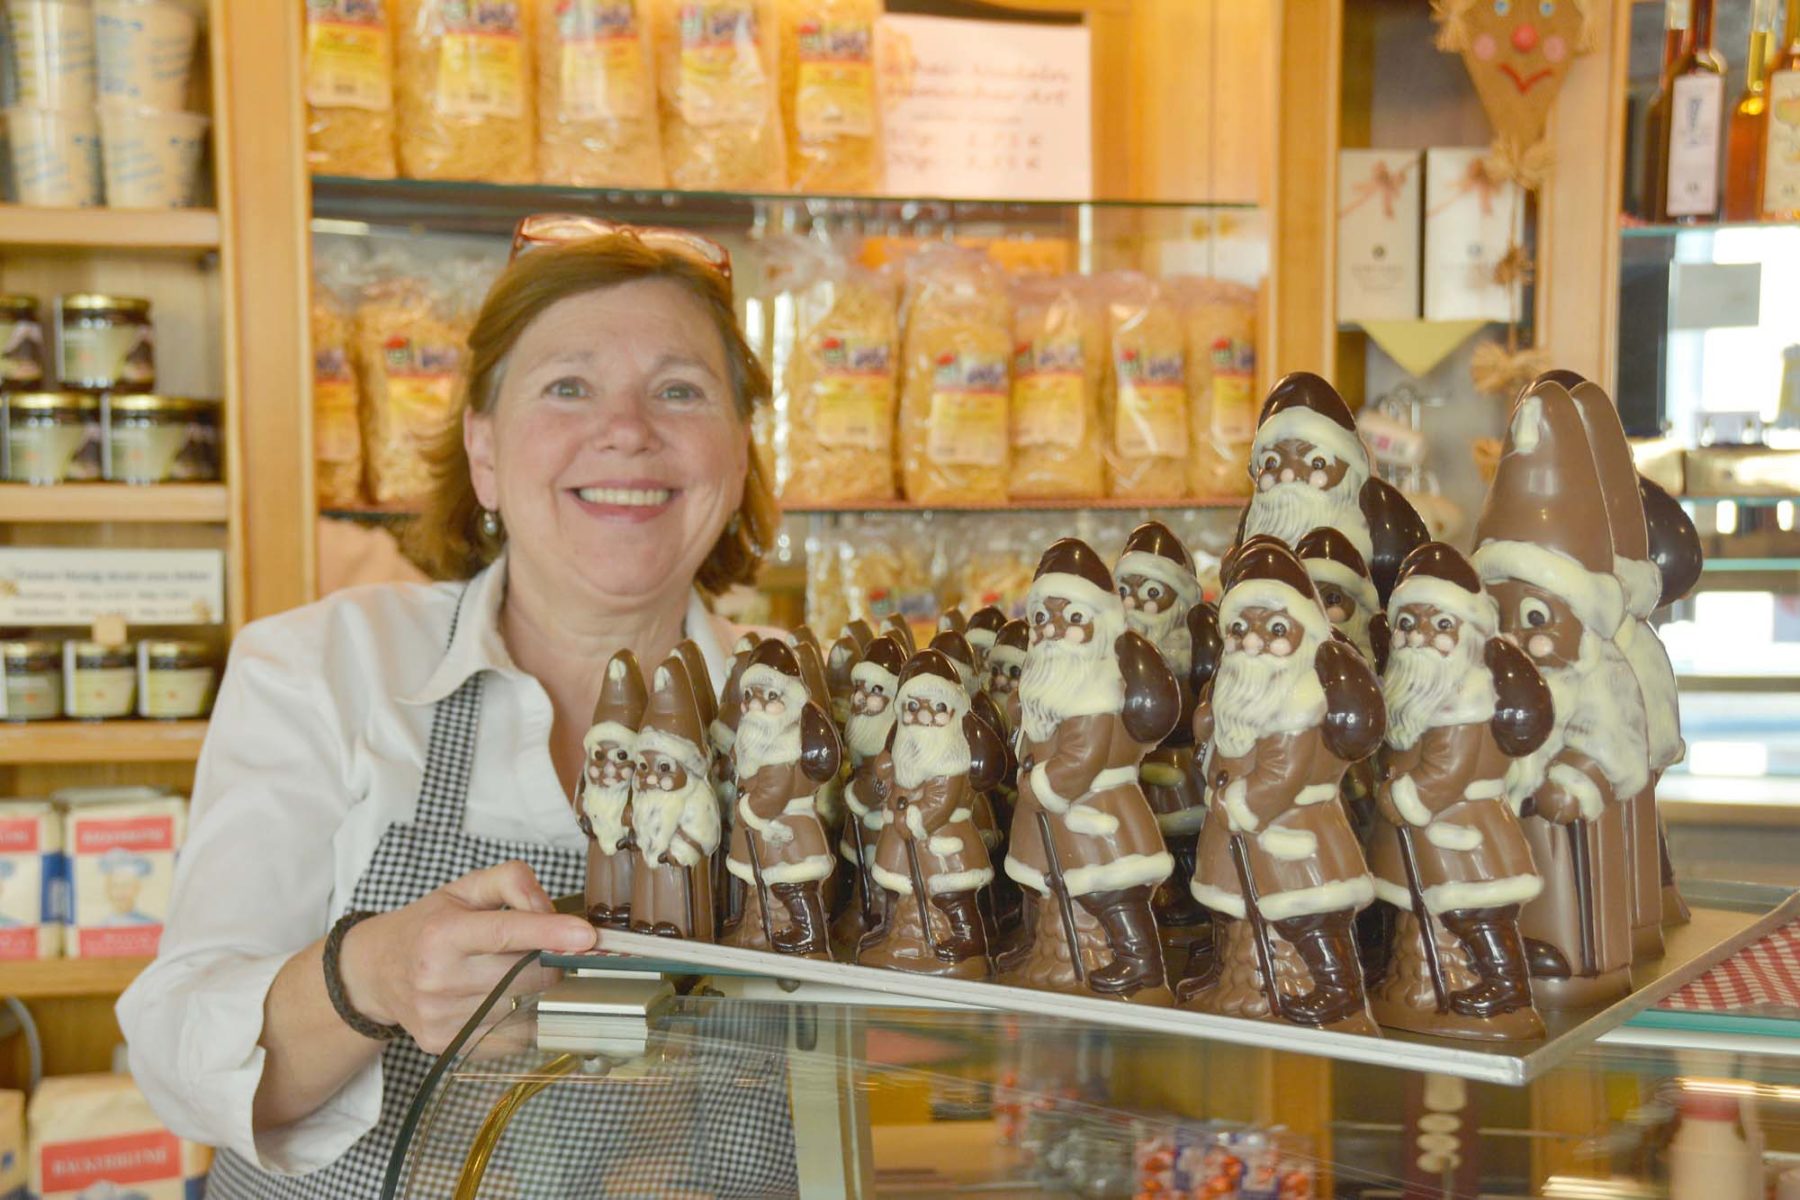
[928,630,980,693]
[636,655,712,780]
[713,636,761,743]
[1251,372,1369,476]
[843,618,877,651]
[988,619,1028,667]
[826,635,860,698]
[882,613,916,655]
[899,647,964,691]
[1295,527,1380,616]
[967,605,1006,639]
[747,636,801,678]
[937,608,968,635]
[672,640,718,729]
[1218,539,1331,640]
[1473,380,1625,636]
[588,650,647,733]
[1640,475,1703,609]
[851,633,907,691]
[1030,537,1118,613]
[791,637,832,711]
[1566,380,1660,618]
[1116,521,1202,607]
[791,624,823,659]
[1389,541,1497,636]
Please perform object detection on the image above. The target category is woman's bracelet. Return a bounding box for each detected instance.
[323,909,403,1042]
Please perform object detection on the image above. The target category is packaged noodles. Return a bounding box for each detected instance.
[897,246,1010,505]
[353,278,467,505]
[804,521,849,636]
[783,249,899,505]
[312,288,363,507]
[777,0,880,193]
[1179,276,1258,499]
[1009,274,1104,500]
[536,0,666,186]
[394,0,536,182]
[653,0,786,190]
[304,0,399,177]
[1101,273,1189,500]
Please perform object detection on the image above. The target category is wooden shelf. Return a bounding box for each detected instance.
[0,205,221,251]
[0,721,207,764]
[785,496,1248,515]
[0,957,151,999]
[1,483,230,523]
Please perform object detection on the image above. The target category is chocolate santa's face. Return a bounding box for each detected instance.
[633,748,689,793]
[851,677,892,716]
[1254,438,1352,494]
[588,739,635,788]
[739,681,791,717]
[1316,582,1360,627]
[1029,595,1101,646]
[1117,572,1178,617]
[1222,605,1303,659]
[1488,578,1582,668]
[901,690,957,727]
[1392,602,1464,656]
[985,656,1022,697]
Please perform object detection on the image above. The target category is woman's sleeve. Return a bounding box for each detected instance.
[115,611,377,1174]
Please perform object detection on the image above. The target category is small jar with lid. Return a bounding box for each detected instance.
[58,294,155,393]
[137,640,216,719]
[108,395,221,483]
[1,639,63,721]
[5,392,102,484]
[0,296,47,388]
[64,641,137,720]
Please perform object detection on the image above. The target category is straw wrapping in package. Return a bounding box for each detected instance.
[305,0,399,177]
[898,247,1010,505]
[1102,274,1189,500]
[783,251,898,504]
[778,0,880,193]
[536,0,666,186]
[1009,274,1103,500]
[394,0,535,182]
[653,0,786,189]
[353,280,467,505]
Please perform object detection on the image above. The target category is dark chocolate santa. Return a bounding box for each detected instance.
[580,651,648,928]
[631,654,722,940]
[834,634,906,953]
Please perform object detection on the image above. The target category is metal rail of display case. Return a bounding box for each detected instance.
[541,880,1799,1088]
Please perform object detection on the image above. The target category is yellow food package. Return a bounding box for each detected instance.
[305,0,399,177]
[312,289,363,508]
[536,0,666,186]
[1179,276,1258,499]
[784,259,898,505]
[897,247,1010,505]
[1101,274,1189,501]
[777,0,879,193]
[653,0,786,190]
[804,520,849,635]
[353,280,467,505]
[1009,274,1103,500]
[394,0,536,182]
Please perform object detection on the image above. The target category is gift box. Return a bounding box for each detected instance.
[1337,149,1421,322]
[1423,148,1523,322]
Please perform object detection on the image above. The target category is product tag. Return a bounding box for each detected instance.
[925,352,1008,467]
[811,335,892,449]
[678,2,768,127]
[795,17,875,139]
[558,1,650,120]
[304,1,393,111]
[437,4,527,119]
[1113,348,1186,457]
[1011,337,1085,448]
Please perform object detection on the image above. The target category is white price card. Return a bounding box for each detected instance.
[0,549,224,626]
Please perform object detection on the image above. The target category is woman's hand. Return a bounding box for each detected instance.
[337,860,598,1054]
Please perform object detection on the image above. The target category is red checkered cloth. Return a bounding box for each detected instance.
[1659,919,1800,1016]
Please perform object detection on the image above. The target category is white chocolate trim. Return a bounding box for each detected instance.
[905,807,928,840]
[1221,778,1257,833]
[1064,805,1121,837]
[1295,782,1339,807]
[1028,572,1119,616]
[725,852,833,885]
[1463,779,1505,801]
[1030,763,1070,814]
[1424,822,1482,852]
[1548,762,1606,820]
[1190,879,1247,918]
[1005,855,1047,894]
[1390,775,1432,827]
[782,796,816,817]
[1092,765,1140,792]
[1115,551,1203,608]
[1063,850,1174,896]
[1421,873,1542,914]
[1219,579,1331,641]
[1303,556,1380,617]
[1254,405,1370,474]
[582,720,637,754]
[1472,540,1626,638]
[1255,875,1375,921]
[927,834,964,855]
[1388,576,1498,637]
[1156,806,1208,835]
[1259,824,1318,860]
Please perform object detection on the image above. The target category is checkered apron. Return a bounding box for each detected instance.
[207,599,800,1198]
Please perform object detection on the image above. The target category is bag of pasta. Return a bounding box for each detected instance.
[652,0,785,190]
[1009,274,1103,500]
[1100,273,1189,501]
[784,248,898,505]
[312,288,363,507]
[535,0,665,186]
[304,0,399,177]
[897,246,1010,505]
[839,514,905,623]
[1178,276,1259,499]
[353,278,467,505]
[804,519,850,636]
[777,0,879,193]
[952,516,1036,618]
[394,0,535,183]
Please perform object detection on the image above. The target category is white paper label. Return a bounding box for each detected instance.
[0,549,224,626]
[1764,70,1800,216]
[1666,74,1724,217]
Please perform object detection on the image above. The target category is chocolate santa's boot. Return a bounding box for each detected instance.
[1525,937,1572,979]
[1154,836,1208,927]
[930,890,989,961]
[1176,915,1230,1003]
[1356,900,1396,987]
[770,882,829,957]
[858,888,896,954]
[1274,911,1367,1026]
[1440,906,1535,1018]
[1077,886,1167,996]
[994,892,1037,973]
[829,856,859,920]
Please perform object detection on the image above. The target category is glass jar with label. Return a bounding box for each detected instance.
[4,391,103,483]
[58,294,155,393]
[1,640,63,721]
[107,395,221,483]
[137,640,216,719]
[0,296,47,387]
[64,641,137,720]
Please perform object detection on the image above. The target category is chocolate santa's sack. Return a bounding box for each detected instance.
[0,803,66,961]
[28,1074,210,1199]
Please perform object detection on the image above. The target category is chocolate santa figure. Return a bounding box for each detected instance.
[825,634,860,727]
[844,618,878,652]
[1179,540,1385,1032]
[1640,474,1704,925]
[966,605,1008,669]
[1234,372,1430,601]
[791,635,845,844]
[883,612,917,655]
[579,651,648,928]
[1114,521,1216,930]
[1364,543,1554,1040]
[859,649,1007,978]
[710,634,759,930]
[722,639,844,959]
[834,635,906,953]
[1295,528,1388,669]
[937,609,968,636]
[1472,379,1649,1008]
[982,620,1029,714]
[631,655,722,941]
[1004,538,1182,1003]
[929,629,982,695]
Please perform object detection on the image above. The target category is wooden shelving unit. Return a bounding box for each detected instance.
[0,957,151,1000]
[0,205,220,252]
[0,721,208,765]
[0,483,230,523]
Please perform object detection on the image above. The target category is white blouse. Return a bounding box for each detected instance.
[116,554,737,1175]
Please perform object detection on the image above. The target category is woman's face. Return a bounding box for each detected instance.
[466,278,748,611]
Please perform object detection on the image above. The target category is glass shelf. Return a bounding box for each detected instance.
[1621,217,1800,239]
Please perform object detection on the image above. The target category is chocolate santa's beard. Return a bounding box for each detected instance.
[1126,607,1192,678]
[634,778,706,860]
[1018,639,1118,745]
[892,721,972,792]
[583,782,633,849]
[1245,478,1364,550]
[1210,648,1310,757]
[735,709,801,775]
[1382,635,1483,750]
[846,713,893,762]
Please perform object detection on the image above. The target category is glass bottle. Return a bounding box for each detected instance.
[1763,0,1800,219]
[1646,0,1695,218]
[1658,0,1729,223]
[1724,0,1781,220]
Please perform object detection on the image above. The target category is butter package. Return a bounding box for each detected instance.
[1422,147,1523,322]
[1337,149,1421,322]
[65,797,186,958]
[0,803,66,960]
[28,1074,210,1199]
[0,1089,23,1200]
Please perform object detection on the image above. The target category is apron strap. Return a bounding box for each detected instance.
[413,586,486,832]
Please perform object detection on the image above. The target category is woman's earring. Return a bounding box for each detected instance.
[726,513,742,537]
[480,508,502,539]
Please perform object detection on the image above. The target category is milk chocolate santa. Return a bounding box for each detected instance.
[1640,473,1704,925]
[859,649,1007,978]
[1005,538,1181,1003]
[834,635,906,952]
[710,634,758,929]
[1295,528,1387,668]
[723,639,844,959]
[579,651,647,928]
[982,620,1029,715]
[1472,379,1649,1008]
[1235,372,1429,600]
[966,605,1008,669]
[1364,543,1553,1040]
[631,654,722,941]
[1180,540,1385,1031]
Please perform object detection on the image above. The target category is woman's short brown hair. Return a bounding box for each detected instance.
[409,235,778,593]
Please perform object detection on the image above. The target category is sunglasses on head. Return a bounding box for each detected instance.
[508,214,733,282]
